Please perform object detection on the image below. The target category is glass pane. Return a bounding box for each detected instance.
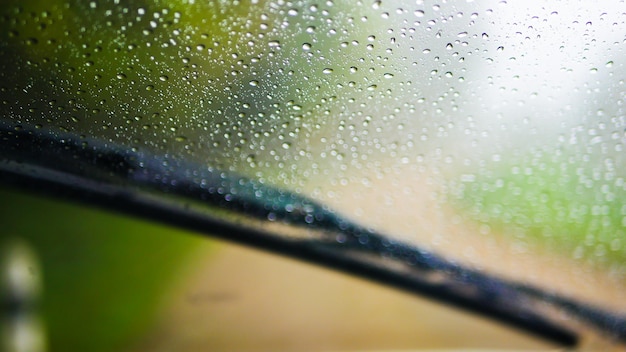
[2,0,626,350]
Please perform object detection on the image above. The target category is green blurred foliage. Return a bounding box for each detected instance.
[0,0,390,186]
[454,152,626,268]
[0,186,210,352]
[0,0,308,169]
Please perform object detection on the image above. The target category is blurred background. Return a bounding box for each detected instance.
[0,185,554,351]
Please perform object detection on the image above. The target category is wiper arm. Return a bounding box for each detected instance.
[2,120,625,347]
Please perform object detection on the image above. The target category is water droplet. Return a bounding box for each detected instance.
[322,68,334,74]
[383,73,394,79]
[159,75,169,81]
[414,10,425,17]
[302,43,311,51]
[282,142,291,149]
[249,80,259,87]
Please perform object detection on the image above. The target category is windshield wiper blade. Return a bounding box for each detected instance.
[2,120,625,347]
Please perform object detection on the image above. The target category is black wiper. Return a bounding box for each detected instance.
[2,120,625,347]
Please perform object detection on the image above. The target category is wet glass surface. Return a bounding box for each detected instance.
[2,1,626,350]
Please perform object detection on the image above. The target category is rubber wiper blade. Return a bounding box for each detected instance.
[2,120,625,347]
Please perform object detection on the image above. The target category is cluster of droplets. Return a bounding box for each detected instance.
[3,0,626,279]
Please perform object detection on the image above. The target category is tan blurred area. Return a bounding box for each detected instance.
[133,241,556,351]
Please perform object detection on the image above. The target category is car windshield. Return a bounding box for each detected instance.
[2,0,626,351]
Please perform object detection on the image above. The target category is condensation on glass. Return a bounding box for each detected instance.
[1,0,626,349]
